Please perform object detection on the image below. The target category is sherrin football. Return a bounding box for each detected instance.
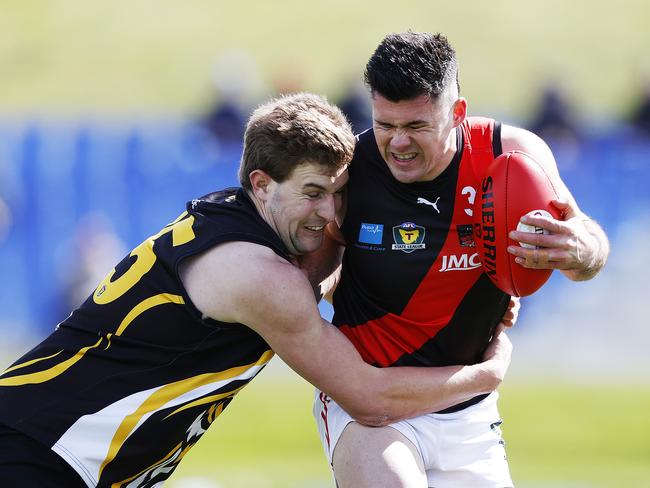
[473,151,562,297]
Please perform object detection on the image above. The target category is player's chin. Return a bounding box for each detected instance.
[295,234,324,254]
[387,165,420,184]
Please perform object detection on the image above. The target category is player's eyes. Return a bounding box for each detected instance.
[375,123,394,130]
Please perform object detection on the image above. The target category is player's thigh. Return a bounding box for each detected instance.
[332,421,428,488]
[428,394,512,488]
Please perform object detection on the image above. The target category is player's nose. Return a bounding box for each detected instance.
[317,194,336,222]
[390,130,411,150]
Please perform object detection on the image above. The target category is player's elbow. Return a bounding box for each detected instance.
[337,386,404,427]
[345,405,394,427]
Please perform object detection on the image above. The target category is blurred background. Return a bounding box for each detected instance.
[1,1,649,486]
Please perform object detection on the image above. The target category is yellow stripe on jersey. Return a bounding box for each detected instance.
[98,349,274,478]
[162,383,246,420]
[150,212,196,246]
[94,214,195,306]
[0,350,63,376]
[114,293,185,336]
[0,337,104,387]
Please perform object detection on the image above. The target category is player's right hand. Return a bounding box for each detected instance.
[482,323,513,384]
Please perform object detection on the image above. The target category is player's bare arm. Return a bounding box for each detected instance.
[501,125,610,280]
[180,241,511,427]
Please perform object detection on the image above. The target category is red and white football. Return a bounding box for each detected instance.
[473,151,562,297]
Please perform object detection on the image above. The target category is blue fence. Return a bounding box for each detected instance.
[0,120,649,335]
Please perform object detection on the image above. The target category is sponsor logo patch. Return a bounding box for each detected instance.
[457,224,476,247]
[439,253,482,272]
[392,222,426,253]
[358,223,383,244]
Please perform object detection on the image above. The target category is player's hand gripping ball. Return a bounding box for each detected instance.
[473,151,561,296]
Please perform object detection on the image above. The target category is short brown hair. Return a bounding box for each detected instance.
[239,93,355,190]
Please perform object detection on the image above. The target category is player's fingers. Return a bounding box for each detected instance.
[509,230,570,249]
[513,249,574,269]
[514,248,561,268]
[517,214,571,234]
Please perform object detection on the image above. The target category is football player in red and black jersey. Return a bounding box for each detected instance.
[311,32,609,488]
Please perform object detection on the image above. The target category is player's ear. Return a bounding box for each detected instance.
[249,169,274,201]
[452,97,467,127]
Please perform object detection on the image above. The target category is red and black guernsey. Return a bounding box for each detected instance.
[334,117,510,409]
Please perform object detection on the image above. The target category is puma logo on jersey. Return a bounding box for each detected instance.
[439,253,481,272]
[417,197,441,213]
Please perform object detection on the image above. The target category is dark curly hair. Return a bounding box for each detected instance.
[364,31,460,102]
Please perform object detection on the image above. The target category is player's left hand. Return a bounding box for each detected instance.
[506,198,599,273]
[501,297,520,328]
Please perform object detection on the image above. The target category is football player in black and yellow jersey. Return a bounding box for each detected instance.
[0,93,513,487]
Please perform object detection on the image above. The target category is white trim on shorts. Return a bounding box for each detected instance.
[312,390,513,488]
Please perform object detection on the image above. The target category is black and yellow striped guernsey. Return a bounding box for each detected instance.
[0,188,289,487]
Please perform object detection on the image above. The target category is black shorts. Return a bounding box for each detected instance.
[0,424,86,487]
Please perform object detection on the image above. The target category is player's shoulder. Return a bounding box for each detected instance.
[464,116,495,130]
[180,240,303,323]
[501,124,548,152]
[462,116,499,147]
[194,240,292,280]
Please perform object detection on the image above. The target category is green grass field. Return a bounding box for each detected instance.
[168,364,650,488]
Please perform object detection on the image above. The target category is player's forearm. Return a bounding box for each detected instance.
[341,361,502,427]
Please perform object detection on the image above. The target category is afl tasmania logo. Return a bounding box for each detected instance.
[392,222,426,253]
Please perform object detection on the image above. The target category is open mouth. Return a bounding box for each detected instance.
[304,225,325,232]
[391,152,417,163]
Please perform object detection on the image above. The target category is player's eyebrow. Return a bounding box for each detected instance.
[302,182,328,191]
[374,118,429,127]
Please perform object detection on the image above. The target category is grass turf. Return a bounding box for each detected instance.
[169,365,650,487]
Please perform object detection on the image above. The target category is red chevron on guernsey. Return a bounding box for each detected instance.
[338,312,452,367]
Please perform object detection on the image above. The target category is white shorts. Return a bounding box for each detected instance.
[313,390,513,488]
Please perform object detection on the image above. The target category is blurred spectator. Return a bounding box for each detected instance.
[58,212,127,312]
[628,77,650,137]
[0,197,11,242]
[199,49,265,143]
[269,59,307,96]
[338,79,372,134]
[201,97,247,143]
[528,82,583,145]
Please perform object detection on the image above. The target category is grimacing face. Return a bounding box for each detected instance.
[372,91,463,183]
[265,162,348,255]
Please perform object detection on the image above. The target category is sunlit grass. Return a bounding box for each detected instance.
[169,362,650,488]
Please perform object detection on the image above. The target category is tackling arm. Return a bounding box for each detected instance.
[501,125,610,280]
[181,241,511,427]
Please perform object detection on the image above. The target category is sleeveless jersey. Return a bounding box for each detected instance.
[0,188,290,487]
[334,117,510,385]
